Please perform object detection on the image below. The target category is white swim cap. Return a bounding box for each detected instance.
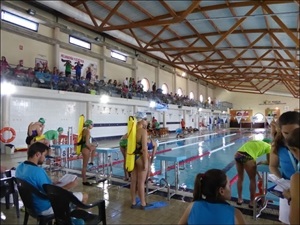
[135,111,147,121]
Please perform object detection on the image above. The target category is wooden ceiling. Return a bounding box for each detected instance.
[33,0,299,98]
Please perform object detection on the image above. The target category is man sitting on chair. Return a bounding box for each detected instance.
[15,142,88,216]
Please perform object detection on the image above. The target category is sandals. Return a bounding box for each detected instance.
[82,182,93,186]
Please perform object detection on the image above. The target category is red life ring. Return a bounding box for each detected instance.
[0,127,16,143]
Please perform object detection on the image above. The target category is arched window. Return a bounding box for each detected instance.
[141,78,150,92]
[199,94,203,102]
[161,83,168,94]
[189,92,194,99]
[177,88,183,96]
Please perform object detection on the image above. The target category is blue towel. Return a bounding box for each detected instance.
[143,201,168,210]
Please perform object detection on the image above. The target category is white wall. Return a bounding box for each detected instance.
[214,88,300,114]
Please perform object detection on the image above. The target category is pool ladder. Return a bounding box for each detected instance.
[146,175,173,200]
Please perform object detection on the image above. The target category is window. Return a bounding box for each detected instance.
[254,113,264,122]
[161,83,168,94]
[177,88,183,96]
[69,36,91,50]
[141,78,149,92]
[1,10,38,32]
[189,92,194,99]
[111,51,127,62]
[199,94,203,102]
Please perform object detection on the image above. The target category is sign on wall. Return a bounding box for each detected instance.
[59,52,97,79]
[230,110,252,122]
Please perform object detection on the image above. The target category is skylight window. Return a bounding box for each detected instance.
[111,51,127,62]
[1,10,38,32]
[69,36,91,50]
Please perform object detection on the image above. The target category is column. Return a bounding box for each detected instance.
[1,95,11,153]
[53,27,60,67]
[99,46,106,80]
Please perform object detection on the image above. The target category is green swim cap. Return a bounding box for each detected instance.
[57,127,63,133]
[38,118,45,125]
[84,119,93,127]
[262,138,272,144]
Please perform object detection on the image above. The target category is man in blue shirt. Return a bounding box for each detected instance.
[16,142,88,215]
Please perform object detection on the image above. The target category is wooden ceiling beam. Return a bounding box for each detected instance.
[213,5,259,47]
[82,2,98,27]
[99,0,123,29]
[262,3,299,47]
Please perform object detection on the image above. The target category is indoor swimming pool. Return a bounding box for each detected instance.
[67,129,275,204]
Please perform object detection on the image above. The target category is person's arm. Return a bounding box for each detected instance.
[234,208,246,225]
[289,173,300,225]
[178,203,192,225]
[269,149,282,178]
[150,140,157,164]
[141,129,148,171]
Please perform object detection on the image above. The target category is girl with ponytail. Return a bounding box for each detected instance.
[179,169,245,225]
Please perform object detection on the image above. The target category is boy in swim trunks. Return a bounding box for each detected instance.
[234,139,271,208]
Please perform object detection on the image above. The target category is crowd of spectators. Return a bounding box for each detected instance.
[0,56,229,110]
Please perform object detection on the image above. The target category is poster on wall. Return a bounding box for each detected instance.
[230,110,252,122]
[35,58,48,68]
[59,53,97,79]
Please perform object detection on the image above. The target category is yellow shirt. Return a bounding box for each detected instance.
[238,140,271,160]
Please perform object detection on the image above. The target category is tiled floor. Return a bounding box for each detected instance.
[1,131,282,224]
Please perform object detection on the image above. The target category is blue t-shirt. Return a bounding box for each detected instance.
[15,161,52,214]
[188,201,234,225]
[278,145,298,179]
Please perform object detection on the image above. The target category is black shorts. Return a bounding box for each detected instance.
[234,151,254,164]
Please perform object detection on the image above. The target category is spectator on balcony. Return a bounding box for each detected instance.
[63,60,73,77]
[0,56,10,75]
[85,67,92,82]
[113,79,118,87]
[34,62,42,72]
[121,85,129,98]
[152,82,156,93]
[74,61,83,81]
[123,77,129,86]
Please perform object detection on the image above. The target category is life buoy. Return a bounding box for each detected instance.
[0,127,16,143]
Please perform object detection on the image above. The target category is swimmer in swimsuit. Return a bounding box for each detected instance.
[234,139,271,207]
[130,112,150,210]
[80,119,97,186]
[26,118,45,146]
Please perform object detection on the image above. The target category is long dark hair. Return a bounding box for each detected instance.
[193,169,227,202]
[273,111,300,154]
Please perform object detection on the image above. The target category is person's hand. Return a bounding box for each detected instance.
[283,189,291,200]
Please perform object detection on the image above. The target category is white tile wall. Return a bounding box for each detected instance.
[10,97,86,147]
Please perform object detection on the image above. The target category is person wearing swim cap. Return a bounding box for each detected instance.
[26,117,45,147]
[33,127,64,146]
[80,119,97,186]
[234,139,271,208]
[130,112,152,209]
